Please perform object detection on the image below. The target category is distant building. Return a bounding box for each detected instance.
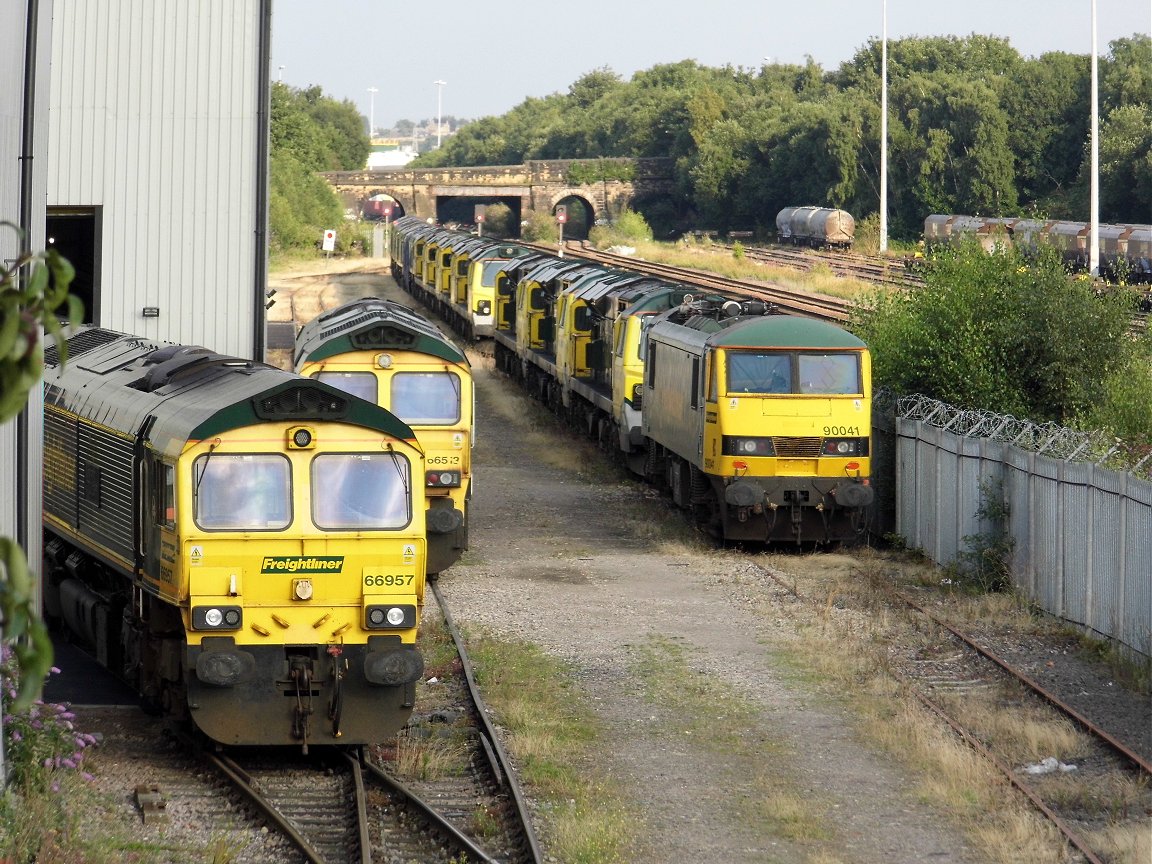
[368,137,417,168]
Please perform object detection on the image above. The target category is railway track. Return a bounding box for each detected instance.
[532,241,855,322]
[189,584,542,864]
[752,561,1151,864]
[739,243,925,289]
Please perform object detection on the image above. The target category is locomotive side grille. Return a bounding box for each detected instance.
[772,437,823,457]
[43,409,79,523]
[43,328,125,368]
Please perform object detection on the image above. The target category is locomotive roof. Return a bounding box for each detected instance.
[294,298,468,367]
[521,258,586,283]
[475,241,535,261]
[565,268,648,302]
[651,312,866,352]
[43,326,418,457]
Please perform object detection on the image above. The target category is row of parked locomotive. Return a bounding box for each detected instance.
[390,215,875,545]
[925,214,1152,284]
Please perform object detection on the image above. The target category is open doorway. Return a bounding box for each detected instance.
[46,207,99,324]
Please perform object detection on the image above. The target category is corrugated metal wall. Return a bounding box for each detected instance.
[892,415,1152,661]
[48,0,262,358]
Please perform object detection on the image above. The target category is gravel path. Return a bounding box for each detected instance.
[438,351,985,863]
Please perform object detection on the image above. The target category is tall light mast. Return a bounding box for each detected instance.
[1089,0,1099,277]
[879,0,889,253]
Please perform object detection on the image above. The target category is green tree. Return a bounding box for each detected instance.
[269,82,365,255]
[1087,103,1152,224]
[0,229,81,710]
[1000,52,1089,215]
[1101,34,1152,114]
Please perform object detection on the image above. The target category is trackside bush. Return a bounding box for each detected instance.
[588,208,653,247]
[851,241,1151,439]
[0,649,96,791]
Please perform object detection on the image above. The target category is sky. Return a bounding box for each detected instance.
[271,0,1150,133]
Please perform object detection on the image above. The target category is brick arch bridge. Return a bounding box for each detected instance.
[321,157,674,225]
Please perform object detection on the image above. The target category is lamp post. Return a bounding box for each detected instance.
[1089,0,1099,277]
[434,80,446,148]
[367,86,378,138]
[879,0,888,253]
[278,65,284,82]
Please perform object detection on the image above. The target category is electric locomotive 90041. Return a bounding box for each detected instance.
[41,326,427,748]
[642,298,874,544]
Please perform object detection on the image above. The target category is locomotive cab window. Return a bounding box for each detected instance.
[154,462,176,527]
[314,371,378,404]
[727,352,792,394]
[798,353,861,395]
[706,350,718,402]
[312,453,411,530]
[194,454,291,530]
[390,371,461,425]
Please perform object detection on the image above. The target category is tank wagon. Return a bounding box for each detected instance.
[924,214,1152,283]
[388,218,875,545]
[295,297,474,575]
[42,326,427,748]
[776,207,856,249]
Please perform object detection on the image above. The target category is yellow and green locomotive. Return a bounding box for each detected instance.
[294,297,473,576]
[41,326,427,748]
[642,298,874,543]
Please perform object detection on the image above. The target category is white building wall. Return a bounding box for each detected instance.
[48,0,264,358]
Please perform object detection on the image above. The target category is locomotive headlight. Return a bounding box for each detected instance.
[288,426,315,449]
[476,300,491,315]
[293,578,314,601]
[192,605,243,630]
[376,353,393,369]
[364,604,417,630]
[821,438,868,457]
[425,470,461,487]
[722,436,775,457]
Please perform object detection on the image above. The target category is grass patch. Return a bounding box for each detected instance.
[630,635,831,844]
[753,548,1124,863]
[465,632,636,863]
[607,238,880,303]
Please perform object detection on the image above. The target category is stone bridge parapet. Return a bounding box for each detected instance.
[322,157,674,224]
